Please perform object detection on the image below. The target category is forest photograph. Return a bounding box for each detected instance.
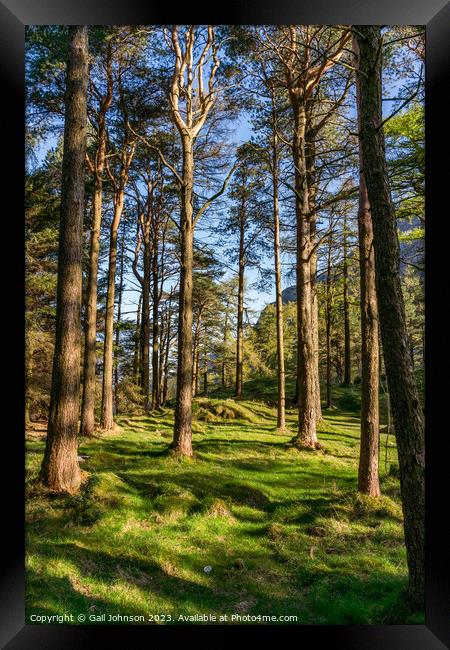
[25,24,425,626]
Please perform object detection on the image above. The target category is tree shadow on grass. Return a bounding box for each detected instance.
[26,489,409,625]
[26,570,143,624]
[266,495,333,525]
[117,469,272,511]
[317,431,360,445]
[193,438,288,455]
[28,542,218,613]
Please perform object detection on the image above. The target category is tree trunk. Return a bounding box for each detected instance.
[133,292,142,385]
[80,77,111,436]
[80,174,102,436]
[355,49,381,495]
[114,228,125,415]
[343,212,352,386]
[192,314,201,397]
[386,387,392,435]
[292,371,298,405]
[158,310,165,401]
[356,26,425,609]
[306,129,322,421]
[271,101,286,431]
[25,327,32,425]
[162,289,173,406]
[141,233,151,410]
[222,301,229,388]
[325,234,333,409]
[235,212,245,399]
[335,340,343,384]
[40,26,88,492]
[311,249,322,419]
[100,194,124,430]
[203,328,208,395]
[290,95,318,448]
[195,344,200,396]
[172,137,194,456]
[151,230,160,410]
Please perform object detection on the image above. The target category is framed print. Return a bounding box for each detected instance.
[1,0,449,647]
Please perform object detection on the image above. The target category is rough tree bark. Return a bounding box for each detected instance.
[80,43,113,437]
[271,91,286,430]
[356,25,425,609]
[151,231,161,410]
[222,299,230,388]
[113,228,125,414]
[100,72,136,430]
[158,310,165,402]
[235,204,245,399]
[203,327,208,395]
[354,35,381,497]
[161,288,173,405]
[192,309,203,398]
[132,203,151,410]
[282,26,349,447]
[133,291,142,385]
[169,26,228,456]
[100,192,124,430]
[263,25,350,444]
[325,231,333,409]
[356,169,381,497]
[25,328,32,425]
[40,25,88,493]
[290,92,318,448]
[310,224,322,419]
[173,156,195,454]
[305,125,322,421]
[151,170,164,410]
[343,212,352,386]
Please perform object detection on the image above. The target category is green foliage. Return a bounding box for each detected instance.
[116,381,145,415]
[26,156,62,420]
[336,390,361,413]
[67,476,103,526]
[401,266,424,371]
[251,302,298,374]
[385,103,425,262]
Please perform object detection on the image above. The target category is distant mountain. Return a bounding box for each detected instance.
[265,231,423,321]
[281,286,297,304]
[281,271,327,305]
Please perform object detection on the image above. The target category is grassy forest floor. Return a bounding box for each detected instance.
[25,378,422,625]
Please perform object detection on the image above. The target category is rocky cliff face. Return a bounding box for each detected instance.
[279,235,422,307]
[281,286,297,304]
[281,271,327,304]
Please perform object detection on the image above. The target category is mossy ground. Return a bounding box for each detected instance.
[25,379,420,625]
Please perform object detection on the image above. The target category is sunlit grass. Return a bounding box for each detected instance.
[25,379,416,625]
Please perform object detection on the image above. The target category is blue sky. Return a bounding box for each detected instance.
[34,112,278,324]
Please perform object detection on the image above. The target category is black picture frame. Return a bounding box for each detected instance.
[2,1,449,647]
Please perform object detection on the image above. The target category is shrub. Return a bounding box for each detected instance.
[67,475,103,526]
[116,380,145,415]
[337,391,361,412]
